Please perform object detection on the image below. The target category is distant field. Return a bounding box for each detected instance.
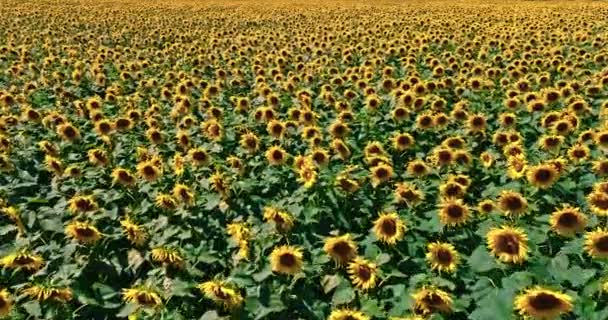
[1,0,608,319]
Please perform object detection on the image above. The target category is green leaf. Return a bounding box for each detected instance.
[253,267,273,282]
[360,297,384,317]
[116,303,139,318]
[322,274,342,294]
[468,245,497,273]
[22,301,42,317]
[332,282,355,306]
[199,310,221,320]
[566,266,596,287]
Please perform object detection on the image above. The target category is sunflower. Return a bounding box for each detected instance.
[151,247,184,267]
[65,220,102,244]
[23,285,73,302]
[145,128,164,144]
[270,245,304,275]
[0,251,45,271]
[373,212,406,245]
[587,191,608,216]
[323,234,358,265]
[592,160,608,176]
[310,148,330,167]
[266,120,286,139]
[172,183,195,206]
[263,207,294,232]
[394,182,424,207]
[538,135,564,151]
[585,228,608,258]
[567,143,590,162]
[188,147,210,167]
[497,190,528,216]
[335,174,361,193]
[347,257,377,290]
[486,226,528,264]
[412,287,453,315]
[392,132,415,151]
[439,181,466,198]
[549,205,587,237]
[120,217,148,246]
[172,153,186,176]
[56,123,81,141]
[111,168,136,187]
[44,155,63,175]
[136,160,162,182]
[38,140,59,156]
[155,194,177,210]
[210,170,230,197]
[265,145,288,165]
[596,130,608,150]
[507,154,528,179]
[514,287,573,320]
[432,148,454,167]
[198,280,243,310]
[227,222,251,243]
[466,113,487,133]
[297,164,317,189]
[0,289,12,316]
[331,138,351,160]
[426,242,459,273]
[477,199,495,215]
[122,286,162,307]
[328,309,370,320]
[67,195,98,214]
[527,164,559,189]
[370,163,393,187]
[406,159,430,177]
[438,198,471,226]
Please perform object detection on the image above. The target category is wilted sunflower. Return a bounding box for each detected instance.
[122,285,162,307]
[265,145,288,165]
[88,148,109,167]
[514,287,573,320]
[136,160,162,182]
[587,191,608,216]
[323,234,358,265]
[584,228,608,258]
[120,217,148,246]
[43,155,63,175]
[497,190,528,217]
[172,183,195,206]
[111,168,136,187]
[527,164,559,189]
[347,257,377,290]
[412,287,453,315]
[263,207,294,232]
[68,195,98,214]
[23,285,73,302]
[328,309,370,320]
[394,182,424,207]
[0,289,12,316]
[438,198,471,226]
[198,280,243,310]
[426,242,459,273]
[270,245,304,275]
[0,251,44,271]
[373,212,406,245]
[151,247,184,268]
[370,163,393,187]
[486,226,528,264]
[155,193,177,210]
[65,220,102,244]
[549,205,587,237]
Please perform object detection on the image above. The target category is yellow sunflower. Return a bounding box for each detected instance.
[136,160,162,182]
[122,285,162,307]
[0,289,12,316]
[328,309,370,320]
[111,168,136,187]
[0,251,45,271]
[587,191,608,216]
[497,190,528,217]
[426,242,459,273]
[65,220,102,244]
[67,195,98,214]
[155,194,177,210]
[549,205,587,237]
[373,212,406,245]
[406,159,430,177]
[438,198,471,226]
[172,183,195,206]
[526,164,559,189]
[265,145,288,165]
[394,182,424,207]
[412,286,453,315]
[584,228,608,258]
[151,247,184,268]
[198,280,243,310]
[347,257,378,290]
[486,226,528,264]
[323,234,358,265]
[120,217,148,246]
[270,245,304,275]
[263,207,294,232]
[370,163,393,187]
[514,287,573,320]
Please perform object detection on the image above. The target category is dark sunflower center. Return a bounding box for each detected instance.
[599,134,608,145]
[375,167,389,178]
[556,123,568,131]
[279,253,296,267]
[395,109,406,117]
[572,149,586,158]
[0,297,6,308]
[14,255,34,265]
[63,126,76,138]
[496,234,520,254]
[424,293,445,307]
[591,194,608,209]
[413,164,426,173]
[76,227,95,237]
[438,151,452,162]
[445,184,462,197]
[76,199,92,210]
[380,219,397,236]
[420,117,432,126]
[557,212,578,228]
[99,123,111,132]
[504,196,523,211]
[313,153,325,163]
[332,241,352,258]
[481,203,493,212]
[117,119,130,128]
[447,205,464,218]
[143,166,156,176]
[397,136,410,146]
[472,117,484,126]
[271,150,283,160]
[357,265,372,281]
[534,168,553,182]
[529,293,561,311]
[546,138,559,147]
[436,249,452,264]
[214,288,229,300]
[271,125,282,135]
[595,236,608,252]
[136,293,155,305]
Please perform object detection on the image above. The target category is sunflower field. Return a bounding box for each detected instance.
[2,0,608,319]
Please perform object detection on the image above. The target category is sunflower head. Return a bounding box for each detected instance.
[527,164,559,189]
[23,285,73,302]
[120,217,148,246]
[0,251,45,272]
[0,289,12,316]
[122,286,162,307]
[587,191,608,216]
[68,195,98,214]
[370,163,393,187]
[198,280,243,310]
[438,198,471,227]
[265,145,288,165]
[151,247,184,268]
[514,287,573,320]
[172,183,195,206]
[155,194,177,210]
[65,220,102,244]
[111,168,136,187]
[263,207,294,232]
[585,228,608,258]
[497,190,528,216]
[549,205,587,237]
[426,242,459,273]
[394,182,424,207]
[486,226,528,264]
[373,212,406,245]
[412,287,453,315]
[407,159,430,177]
[328,309,370,320]
[270,245,304,275]
[347,257,377,290]
[323,234,358,265]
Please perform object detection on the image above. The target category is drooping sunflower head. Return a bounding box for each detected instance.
[426,242,459,273]
[0,251,45,272]
[120,217,148,247]
[438,198,471,227]
[412,286,453,315]
[44,155,63,175]
[587,191,608,216]
[0,288,12,316]
[122,285,162,307]
[369,163,393,187]
[585,228,608,259]
[155,193,177,211]
[327,308,370,320]
[111,168,136,187]
[394,182,424,207]
[323,234,358,265]
[65,220,102,244]
[263,207,294,232]
[514,287,573,320]
[486,225,528,264]
[68,195,98,214]
[497,190,528,216]
[527,164,559,189]
[373,212,406,245]
[549,205,587,237]
[269,245,304,275]
[172,183,195,206]
[198,280,243,310]
[347,257,378,290]
[151,247,184,268]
